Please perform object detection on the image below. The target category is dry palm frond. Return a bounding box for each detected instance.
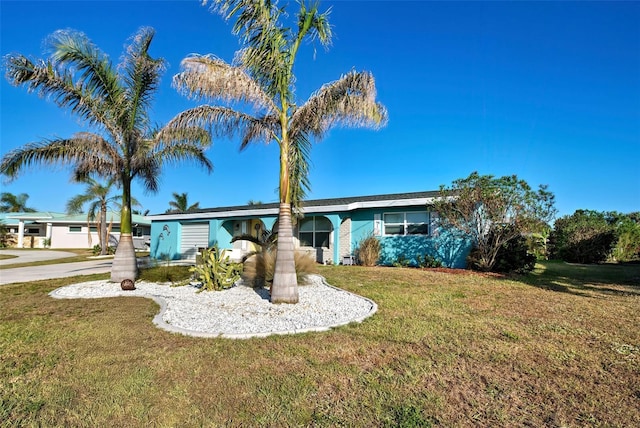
[290,70,388,140]
[166,105,275,146]
[173,55,276,112]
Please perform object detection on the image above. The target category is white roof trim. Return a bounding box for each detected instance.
[149,197,437,221]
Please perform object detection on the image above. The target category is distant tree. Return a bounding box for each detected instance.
[66,177,139,256]
[247,200,263,206]
[132,208,150,216]
[551,210,616,264]
[0,192,36,213]
[1,27,212,281]
[611,212,640,262]
[433,172,556,272]
[166,192,200,213]
[0,219,11,247]
[168,0,387,303]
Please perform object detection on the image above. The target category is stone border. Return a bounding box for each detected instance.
[49,275,378,339]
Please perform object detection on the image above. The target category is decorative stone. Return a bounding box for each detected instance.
[120,279,135,290]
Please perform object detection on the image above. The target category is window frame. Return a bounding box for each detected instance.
[297,216,332,248]
[382,211,430,236]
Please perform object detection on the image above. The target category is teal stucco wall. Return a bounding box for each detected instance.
[350,208,471,269]
[150,209,471,267]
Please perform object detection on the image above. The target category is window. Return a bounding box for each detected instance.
[25,227,41,235]
[383,212,429,236]
[69,226,82,232]
[298,216,331,248]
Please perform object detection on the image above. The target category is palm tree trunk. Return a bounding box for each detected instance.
[110,178,138,282]
[100,203,107,256]
[270,203,299,304]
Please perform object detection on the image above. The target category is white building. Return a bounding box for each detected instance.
[0,211,151,250]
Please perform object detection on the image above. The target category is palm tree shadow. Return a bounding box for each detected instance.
[515,261,640,298]
[252,286,271,301]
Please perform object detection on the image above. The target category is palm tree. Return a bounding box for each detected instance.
[166,192,200,213]
[66,177,130,256]
[1,27,213,282]
[168,0,387,303]
[0,192,37,213]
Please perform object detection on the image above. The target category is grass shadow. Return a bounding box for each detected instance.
[516,260,640,298]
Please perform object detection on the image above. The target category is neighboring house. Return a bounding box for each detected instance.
[149,191,472,268]
[0,211,151,250]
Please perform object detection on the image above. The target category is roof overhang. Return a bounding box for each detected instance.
[149,196,438,221]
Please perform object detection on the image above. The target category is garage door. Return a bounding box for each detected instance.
[180,223,209,260]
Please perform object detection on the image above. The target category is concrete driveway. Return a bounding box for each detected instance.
[0,250,113,285]
[0,249,79,265]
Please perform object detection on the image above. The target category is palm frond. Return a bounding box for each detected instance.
[0,134,112,180]
[165,105,275,146]
[47,29,122,114]
[299,2,332,47]
[4,55,119,136]
[120,27,166,134]
[290,70,388,140]
[173,55,276,111]
[288,131,312,214]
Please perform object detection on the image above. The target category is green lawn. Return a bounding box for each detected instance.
[1,262,638,427]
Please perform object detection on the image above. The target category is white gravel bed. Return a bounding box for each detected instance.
[49,275,377,339]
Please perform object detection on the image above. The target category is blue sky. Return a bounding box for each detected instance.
[1,0,639,218]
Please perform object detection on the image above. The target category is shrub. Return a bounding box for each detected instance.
[551,210,616,264]
[468,233,536,274]
[92,244,115,255]
[139,265,192,284]
[493,235,536,273]
[242,249,317,288]
[392,254,411,267]
[190,246,243,291]
[611,214,640,262]
[355,233,381,266]
[416,254,443,268]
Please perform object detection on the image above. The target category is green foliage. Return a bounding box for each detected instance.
[190,246,243,291]
[468,227,536,274]
[385,404,434,427]
[355,233,382,267]
[0,192,36,212]
[611,212,640,262]
[138,265,192,285]
[166,192,200,213]
[434,172,556,271]
[92,244,114,256]
[241,249,317,288]
[495,234,536,273]
[0,219,11,248]
[416,254,443,268]
[392,255,411,268]
[551,210,616,264]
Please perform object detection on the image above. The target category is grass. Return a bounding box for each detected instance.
[1,261,638,427]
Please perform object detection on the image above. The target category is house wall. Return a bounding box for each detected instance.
[151,216,279,261]
[149,209,471,268]
[48,225,149,249]
[350,208,471,268]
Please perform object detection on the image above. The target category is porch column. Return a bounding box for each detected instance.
[46,223,53,247]
[326,214,341,265]
[17,220,25,248]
